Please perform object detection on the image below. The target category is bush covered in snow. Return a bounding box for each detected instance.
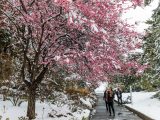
[152,91,160,100]
[47,91,97,120]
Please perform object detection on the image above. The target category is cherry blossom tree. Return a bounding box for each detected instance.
[1,0,143,119]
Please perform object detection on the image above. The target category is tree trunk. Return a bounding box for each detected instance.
[27,88,36,119]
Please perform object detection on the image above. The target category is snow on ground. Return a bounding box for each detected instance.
[0,93,91,120]
[123,91,160,120]
[80,98,92,109]
[0,100,90,120]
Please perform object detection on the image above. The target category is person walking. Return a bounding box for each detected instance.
[107,87,115,116]
[103,88,109,111]
[116,87,123,105]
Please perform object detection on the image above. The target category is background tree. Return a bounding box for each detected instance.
[142,2,160,90]
[144,0,153,5]
[1,0,143,119]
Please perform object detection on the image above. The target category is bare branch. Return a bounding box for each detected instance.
[19,0,27,13]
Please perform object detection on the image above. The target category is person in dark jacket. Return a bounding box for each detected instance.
[103,88,109,111]
[116,87,123,105]
[107,87,115,116]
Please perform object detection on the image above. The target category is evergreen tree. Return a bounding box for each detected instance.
[142,2,160,88]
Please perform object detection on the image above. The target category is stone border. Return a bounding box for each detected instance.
[124,105,154,120]
[114,99,154,120]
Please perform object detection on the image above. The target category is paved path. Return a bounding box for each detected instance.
[91,93,142,120]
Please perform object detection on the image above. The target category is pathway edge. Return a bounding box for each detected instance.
[124,104,154,120]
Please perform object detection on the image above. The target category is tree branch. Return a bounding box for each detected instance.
[33,64,49,87]
[19,0,27,13]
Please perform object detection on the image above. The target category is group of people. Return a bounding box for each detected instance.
[103,87,123,116]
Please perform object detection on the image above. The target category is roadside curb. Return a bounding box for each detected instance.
[124,104,154,120]
[114,99,154,120]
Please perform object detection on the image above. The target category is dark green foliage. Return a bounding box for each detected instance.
[113,74,141,92]
[0,29,14,82]
[144,0,152,6]
[0,53,12,80]
[142,3,160,90]
[0,29,11,53]
[152,91,160,100]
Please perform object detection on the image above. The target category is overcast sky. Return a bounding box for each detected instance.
[122,0,159,33]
